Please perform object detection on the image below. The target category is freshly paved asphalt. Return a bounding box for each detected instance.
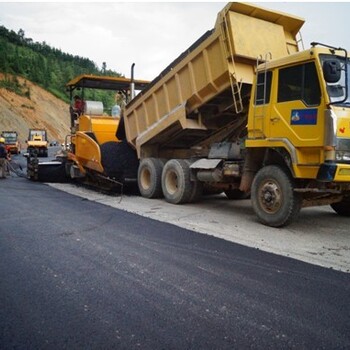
[0,173,349,349]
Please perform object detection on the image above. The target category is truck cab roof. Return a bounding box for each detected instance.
[258,46,350,72]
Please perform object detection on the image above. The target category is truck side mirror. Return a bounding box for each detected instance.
[323,59,341,83]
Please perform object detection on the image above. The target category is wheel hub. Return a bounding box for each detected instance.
[166,171,178,195]
[259,181,282,213]
[140,168,151,190]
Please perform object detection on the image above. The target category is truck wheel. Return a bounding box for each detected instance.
[138,158,165,198]
[224,189,250,200]
[162,159,193,204]
[330,197,350,216]
[251,165,301,227]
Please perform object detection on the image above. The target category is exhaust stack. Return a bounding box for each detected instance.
[130,63,135,100]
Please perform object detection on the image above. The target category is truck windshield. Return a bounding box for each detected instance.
[320,54,350,106]
[2,133,16,143]
[30,130,45,137]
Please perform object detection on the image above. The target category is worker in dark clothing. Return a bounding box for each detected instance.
[73,95,84,114]
[70,95,84,127]
[0,137,9,178]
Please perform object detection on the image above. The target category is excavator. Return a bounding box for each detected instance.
[27,71,149,190]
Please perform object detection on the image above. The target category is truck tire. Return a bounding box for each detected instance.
[251,165,301,227]
[330,197,350,216]
[162,159,193,204]
[101,140,139,182]
[138,158,165,198]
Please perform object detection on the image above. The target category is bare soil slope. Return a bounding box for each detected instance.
[0,74,70,145]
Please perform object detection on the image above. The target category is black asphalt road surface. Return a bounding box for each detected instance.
[0,176,349,349]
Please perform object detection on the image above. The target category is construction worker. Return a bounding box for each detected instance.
[70,95,84,127]
[73,95,84,114]
[0,137,9,178]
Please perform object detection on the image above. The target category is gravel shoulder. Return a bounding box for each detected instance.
[49,183,350,273]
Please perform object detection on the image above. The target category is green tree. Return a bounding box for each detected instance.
[0,24,123,102]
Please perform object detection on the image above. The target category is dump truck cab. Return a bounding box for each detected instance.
[243,44,350,225]
[247,45,350,178]
[1,131,21,154]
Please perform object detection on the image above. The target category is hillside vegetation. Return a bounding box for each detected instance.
[0,25,122,143]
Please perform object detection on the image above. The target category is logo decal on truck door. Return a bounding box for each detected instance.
[290,109,317,125]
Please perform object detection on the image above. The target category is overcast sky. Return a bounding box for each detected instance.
[0,2,349,81]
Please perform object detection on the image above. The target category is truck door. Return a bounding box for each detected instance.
[249,71,273,139]
[269,62,323,148]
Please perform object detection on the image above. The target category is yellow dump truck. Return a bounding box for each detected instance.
[1,131,21,154]
[116,2,350,227]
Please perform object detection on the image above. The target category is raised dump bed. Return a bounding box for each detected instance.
[123,2,304,158]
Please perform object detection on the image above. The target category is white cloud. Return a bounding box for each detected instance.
[0,2,349,81]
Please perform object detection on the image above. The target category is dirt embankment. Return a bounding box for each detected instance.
[0,74,70,145]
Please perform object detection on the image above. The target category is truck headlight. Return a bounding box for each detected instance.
[335,151,350,162]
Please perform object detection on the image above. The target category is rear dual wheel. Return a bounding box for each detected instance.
[161,159,202,204]
[161,159,192,204]
[138,158,204,204]
[138,158,165,198]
